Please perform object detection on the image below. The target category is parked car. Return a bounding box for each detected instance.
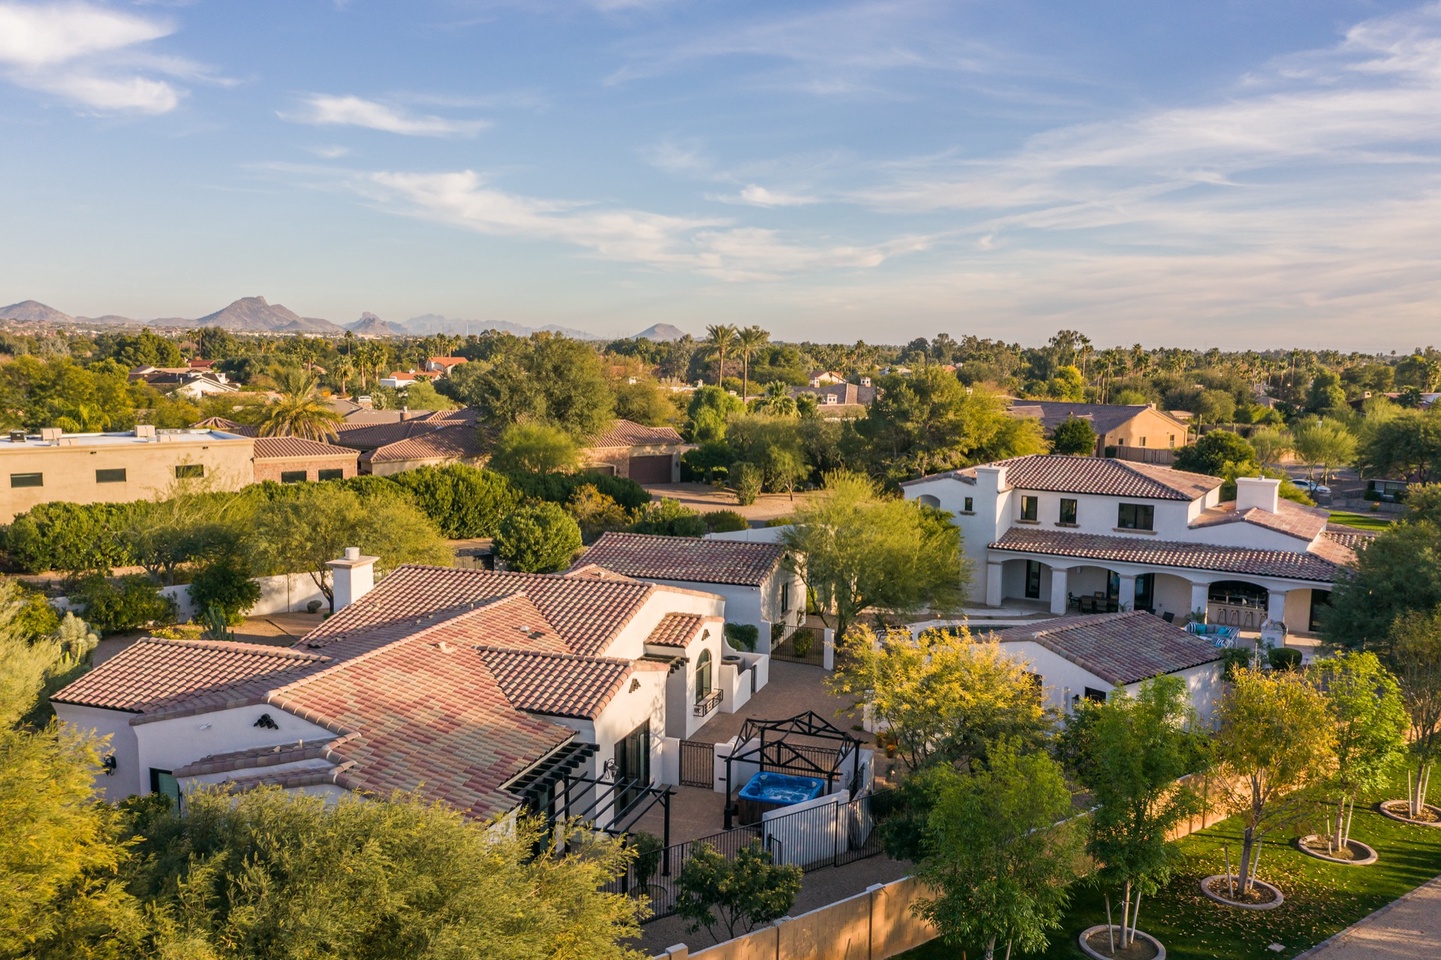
[1298,479,1331,496]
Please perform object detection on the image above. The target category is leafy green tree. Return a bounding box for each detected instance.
[674,842,802,944]
[1173,430,1257,477]
[629,497,708,537]
[69,574,178,635]
[1043,364,1086,401]
[1357,408,1441,483]
[728,461,763,506]
[834,625,1050,772]
[127,788,647,960]
[94,328,183,368]
[487,423,581,477]
[400,379,458,412]
[1323,519,1441,652]
[567,484,630,542]
[1065,678,1204,949]
[1293,418,1356,484]
[782,472,967,640]
[613,379,675,426]
[1309,651,1408,848]
[913,740,1085,960]
[1194,388,1238,425]
[4,501,136,575]
[1249,426,1293,469]
[390,464,521,538]
[245,486,452,611]
[460,336,615,436]
[1306,370,1348,415]
[187,554,262,625]
[495,502,583,573]
[1388,608,1441,819]
[1050,416,1098,455]
[1212,668,1336,895]
[686,385,744,443]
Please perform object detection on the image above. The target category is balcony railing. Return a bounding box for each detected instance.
[693,689,723,718]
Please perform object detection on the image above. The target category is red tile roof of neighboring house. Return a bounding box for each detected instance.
[192,416,258,436]
[903,455,1222,501]
[429,356,468,366]
[989,611,1223,686]
[1190,499,1329,542]
[646,612,706,647]
[298,565,656,658]
[267,633,575,820]
[1323,524,1378,551]
[476,647,632,719]
[366,424,483,464]
[173,736,352,778]
[989,527,1353,583]
[581,419,684,448]
[580,532,784,587]
[51,638,328,719]
[252,436,360,460]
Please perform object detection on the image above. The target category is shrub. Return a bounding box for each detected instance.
[188,554,261,625]
[703,510,749,533]
[630,832,665,887]
[1220,647,1255,680]
[495,502,583,573]
[791,630,815,658]
[508,470,650,511]
[1268,647,1303,671]
[390,464,520,538]
[70,574,178,635]
[4,501,137,574]
[1051,416,1098,455]
[488,423,581,476]
[724,622,758,652]
[630,498,708,537]
[13,585,61,640]
[729,462,763,506]
[567,484,629,543]
[682,441,733,483]
[675,842,802,943]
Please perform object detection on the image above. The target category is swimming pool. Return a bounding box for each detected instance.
[736,772,826,824]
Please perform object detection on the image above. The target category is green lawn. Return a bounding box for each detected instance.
[900,782,1441,960]
[1326,510,1393,531]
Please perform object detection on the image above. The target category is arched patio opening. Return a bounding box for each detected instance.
[1207,580,1269,629]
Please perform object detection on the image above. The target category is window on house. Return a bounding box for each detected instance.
[95,468,126,483]
[1020,495,1038,522]
[1140,436,1147,447]
[318,468,344,481]
[1117,502,1155,530]
[695,649,713,703]
[780,581,791,615]
[9,472,43,488]
[174,464,204,479]
[1117,437,1126,446]
[1059,498,1077,524]
[963,496,973,512]
[1169,434,1176,447]
[280,470,307,484]
[1083,687,1108,703]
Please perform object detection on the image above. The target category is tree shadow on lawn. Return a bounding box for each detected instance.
[905,779,1441,960]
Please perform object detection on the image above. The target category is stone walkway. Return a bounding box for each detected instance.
[1296,874,1441,959]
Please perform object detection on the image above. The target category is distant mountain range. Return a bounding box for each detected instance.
[0,297,689,342]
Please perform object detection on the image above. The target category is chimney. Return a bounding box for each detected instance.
[326,546,377,611]
[1235,476,1280,514]
[974,463,1010,494]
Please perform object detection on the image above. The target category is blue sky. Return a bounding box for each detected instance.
[1,0,1438,349]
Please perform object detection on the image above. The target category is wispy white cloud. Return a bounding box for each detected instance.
[711,184,820,207]
[281,94,490,137]
[0,1,202,113]
[342,168,926,280]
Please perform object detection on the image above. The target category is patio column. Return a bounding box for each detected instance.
[985,561,1004,607]
[1267,589,1288,625]
[1049,566,1070,615]
[1117,574,1137,611]
[1190,581,1210,621]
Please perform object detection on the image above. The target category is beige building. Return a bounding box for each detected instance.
[0,427,255,521]
[1009,401,1190,464]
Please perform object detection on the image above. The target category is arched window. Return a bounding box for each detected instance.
[695,649,713,703]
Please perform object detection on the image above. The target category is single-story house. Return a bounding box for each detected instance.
[576,531,804,654]
[252,436,360,484]
[579,419,690,484]
[425,356,468,376]
[1007,401,1189,464]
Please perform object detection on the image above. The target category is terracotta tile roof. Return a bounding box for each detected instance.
[429,356,468,365]
[989,527,1352,583]
[580,532,784,587]
[1190,499,1329,542]
[192,416,257,436]
[173,736,351,778]
[990,611,1223,686]
[647,612,705,647]
[51,638,328,718]
[477,647,632,719]
[253,436,360,460]
[267,638,575,820]
[367,424,483,464]
[1323,524,1378,551]
[903,455,1222,501]
[296,564,656,658]
[580,419,684,448]
[565,563,642,583]
[1006,401,1185,437]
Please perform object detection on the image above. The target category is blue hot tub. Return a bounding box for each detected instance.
[736,772,826,825]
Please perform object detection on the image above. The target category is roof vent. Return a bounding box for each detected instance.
[39,427,61,441]
[8,430,24,443]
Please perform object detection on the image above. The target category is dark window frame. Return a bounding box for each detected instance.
[95,468,127,483]
[1059,498,1078,524]
[1020,495,1038,522]
[279,469,308,484]
[174,464,205,479]
[9,472,43,488]
[317,468,344,481]
[1117,502,1154,530]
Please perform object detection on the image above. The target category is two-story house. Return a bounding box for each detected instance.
[903,455,1362,633]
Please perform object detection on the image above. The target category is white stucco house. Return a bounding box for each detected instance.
[575,532,805,655]
[984,611,1226,724]
[51,554,758,833]
[902,455,1366,634]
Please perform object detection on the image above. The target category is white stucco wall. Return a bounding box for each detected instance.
[550,666,667,829]
[992,639,1221,722]
[605,587,725,660]
[53,702,142,800]
[135,705,334,799]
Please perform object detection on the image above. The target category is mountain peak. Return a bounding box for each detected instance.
[0,300,75,324]
[632,323,688,342]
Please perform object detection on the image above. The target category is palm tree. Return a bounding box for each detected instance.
[754,381,797,417]
[259,366,344,440]
[704,324,737,387]
[736,325,770,400]
[334,358,355,399]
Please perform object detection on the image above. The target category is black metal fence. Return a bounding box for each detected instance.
[611,793,883,922]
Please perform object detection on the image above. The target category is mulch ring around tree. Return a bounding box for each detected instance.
[1079,925,1165,960]
[1296,835,1378,865]
[1377,801,1441,827]
[1200,875,1285,910]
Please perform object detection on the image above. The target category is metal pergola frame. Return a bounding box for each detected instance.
[723,710,863,829]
